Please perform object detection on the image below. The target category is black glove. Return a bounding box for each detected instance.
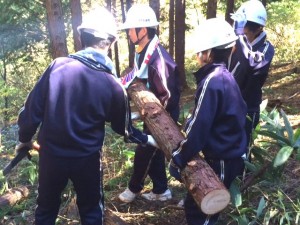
[125,125,148,145]
[169,160,182,182]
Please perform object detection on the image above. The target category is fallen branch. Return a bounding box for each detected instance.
[0,186,29,208]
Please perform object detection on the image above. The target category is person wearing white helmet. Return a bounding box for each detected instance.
[229,0,275,159]
[16,7,152,225]
[118,4,181,203]
[169,18,247,225]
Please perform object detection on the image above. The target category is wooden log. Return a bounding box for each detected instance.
[0,186,29,208]
[127,80,230,215]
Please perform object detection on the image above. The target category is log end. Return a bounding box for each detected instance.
[200,189,230,215]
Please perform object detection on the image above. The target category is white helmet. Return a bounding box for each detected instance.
[236,0,267,26]
[194,18,238,53]
[77,7,118,40]
[121,4,159,29]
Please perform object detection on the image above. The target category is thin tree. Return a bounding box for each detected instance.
[45,0,68,58]
[169,0,175,57]
[150,0,160,35]
[225,0,234,25]
[206,0,217,19]
[70,0,82,52]
[120,0,135,68]
[175,0,187,89]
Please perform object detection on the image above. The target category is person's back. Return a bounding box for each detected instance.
[28,55,126,157]
[170,18,247,225]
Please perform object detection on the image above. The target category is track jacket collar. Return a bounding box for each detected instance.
[69,47,117,77]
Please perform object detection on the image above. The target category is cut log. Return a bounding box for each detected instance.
[0,186,29,208]
[127,80,230,215]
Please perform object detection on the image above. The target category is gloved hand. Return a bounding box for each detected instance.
[169,160,182,182]
[230,12,247,35]
[146,135,159,148]
[125,125,148,144]
[131,111,141,120]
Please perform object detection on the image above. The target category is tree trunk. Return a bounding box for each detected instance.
[225,0,234,25]
[45,0,68,58]
[70,0,82,52]
[175,0,187,90]
[169,0,175,57]
[127,81,230,215]
[206,0,217,19]
[0,186,29,208]
[150,0,160,35]
[121,0,135,67]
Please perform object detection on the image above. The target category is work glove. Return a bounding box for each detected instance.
[146,135,159,148]
[131,111,141,120]
[230,12,247,35]
[169,160,182,182]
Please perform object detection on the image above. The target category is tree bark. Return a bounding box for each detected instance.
[175,0,187,90]
[0,186,29,208]
[127,80,230,215]
[70,0,82,52]
[169,0,175,57]
[45,0,68,58]
[225,0,234,25]
[206,0,217,19]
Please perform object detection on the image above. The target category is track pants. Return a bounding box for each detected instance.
[35,151,103,225]
[128,144,168,194]
[184,157,245,225]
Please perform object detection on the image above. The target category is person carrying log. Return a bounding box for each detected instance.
[169,18,247,225]
[118,4,181,203]
[15,7,154,225]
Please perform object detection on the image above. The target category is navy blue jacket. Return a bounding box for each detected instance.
[228,32,275,112]
[18,49,131,157]
[172,63,247,167]
[138,43,180,121]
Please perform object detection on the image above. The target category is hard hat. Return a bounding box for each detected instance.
[77,7,118,40]
[236,0,267,26]
[121,4,159,29]
[193,18,238,53]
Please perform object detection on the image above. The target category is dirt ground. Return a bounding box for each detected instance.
[0,62,299,225]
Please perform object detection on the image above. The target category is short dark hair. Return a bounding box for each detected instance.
[245,21,262,33]
[80,31,113,49]
[211,48,233,63]
[146,27,157,39]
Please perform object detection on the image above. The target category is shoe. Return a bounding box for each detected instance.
[141,189,172,201]
[118,188,137,203]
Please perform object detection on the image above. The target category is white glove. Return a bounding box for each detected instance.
[131,111,141,120]
[230,12,247,35]
[147,135,159,148]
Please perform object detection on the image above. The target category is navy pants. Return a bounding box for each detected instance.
[128,144,168,194]
[184,157,245,225]
[35,151,103,225]
[245,112,259,160]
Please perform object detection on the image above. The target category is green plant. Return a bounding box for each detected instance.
[226,104,300,225]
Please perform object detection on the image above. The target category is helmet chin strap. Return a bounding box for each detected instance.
[133,28,147,45]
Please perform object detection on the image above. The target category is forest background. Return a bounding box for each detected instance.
[0,0,300,224]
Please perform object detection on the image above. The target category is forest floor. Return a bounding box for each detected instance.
[0,61,299,225]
